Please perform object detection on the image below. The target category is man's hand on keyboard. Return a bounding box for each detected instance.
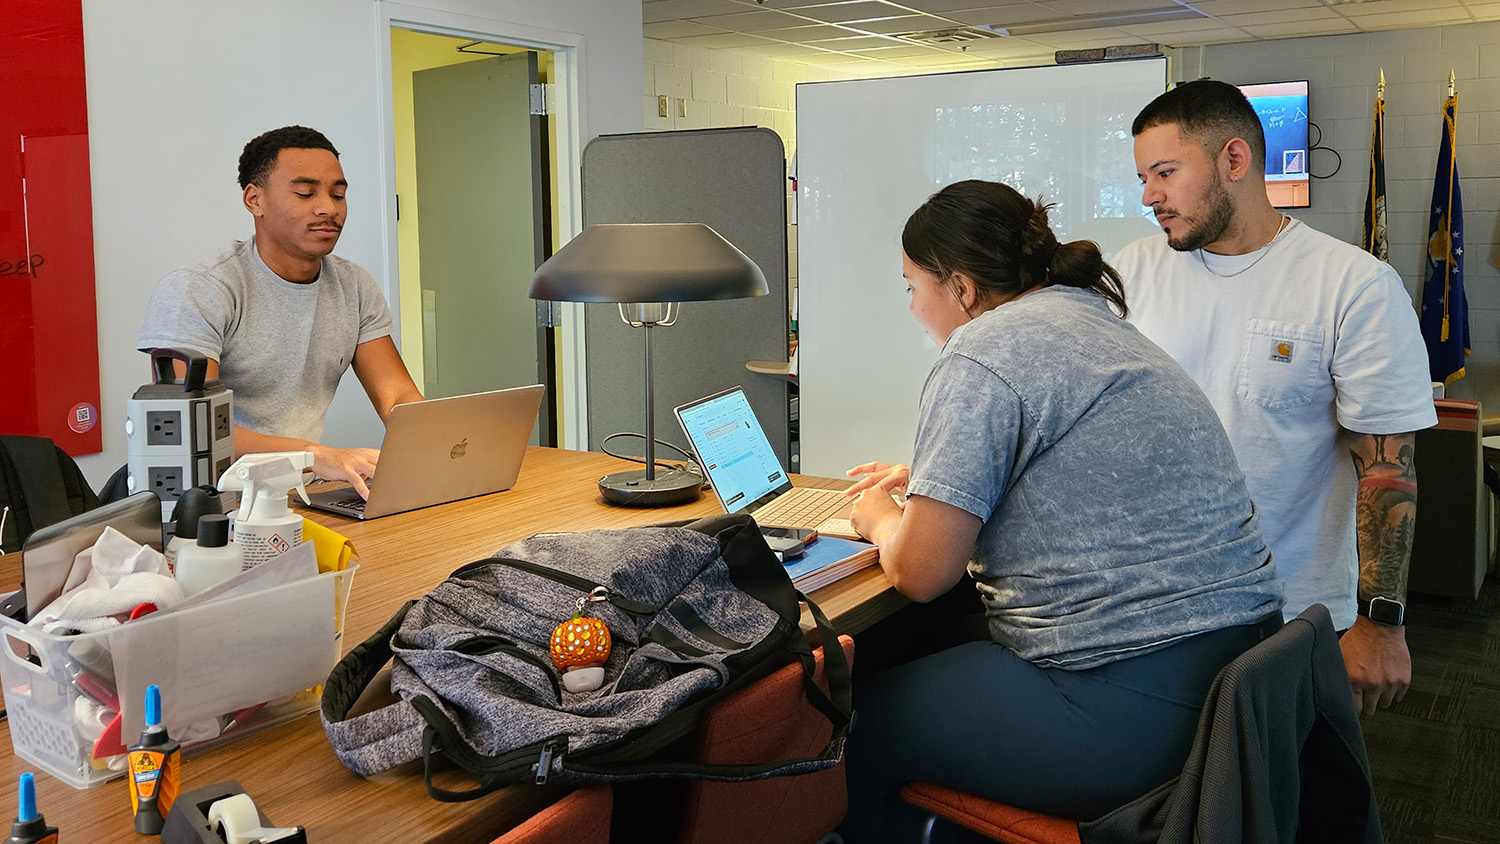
[309,444,380,500]
[844,462,910,497]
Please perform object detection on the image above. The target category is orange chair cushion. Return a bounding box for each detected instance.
[491,784,612,844]
[900,782,1081,844]
[677,635,855,844]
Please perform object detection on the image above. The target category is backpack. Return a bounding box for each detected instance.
[0,435,100,554]
[320,513,852,800]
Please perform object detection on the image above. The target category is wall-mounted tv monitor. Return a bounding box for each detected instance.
[1238,80,1310,208]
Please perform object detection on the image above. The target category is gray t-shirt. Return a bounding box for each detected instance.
[137,237,394,442]
[908,286,1283,669]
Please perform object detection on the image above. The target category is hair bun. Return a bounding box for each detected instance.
[1018,200,1059,279]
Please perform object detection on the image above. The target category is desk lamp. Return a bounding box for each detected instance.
[529,223,768,506]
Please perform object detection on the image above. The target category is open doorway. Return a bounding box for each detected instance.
[389,28,560,445]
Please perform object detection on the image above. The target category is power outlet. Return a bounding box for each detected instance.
[214,403,232,441]
[148,466,184,501]
[146,410,182,446]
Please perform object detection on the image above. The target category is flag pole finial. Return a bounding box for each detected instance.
[1449,69,1456,98]
[1378,68,1385,96]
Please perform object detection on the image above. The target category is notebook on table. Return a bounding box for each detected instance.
[675,386,860,540]
[305,384,545,520]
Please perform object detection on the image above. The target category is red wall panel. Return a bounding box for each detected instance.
[0,0,102,455]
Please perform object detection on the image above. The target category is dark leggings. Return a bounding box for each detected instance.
[840,618,1279,844]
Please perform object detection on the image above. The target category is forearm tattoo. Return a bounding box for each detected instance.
[1350,432,1417,604]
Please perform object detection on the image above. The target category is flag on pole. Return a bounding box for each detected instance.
[1361,70,1388,261]
[1420,73,1468,385]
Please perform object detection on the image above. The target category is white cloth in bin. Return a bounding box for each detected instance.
[31,527,185,634]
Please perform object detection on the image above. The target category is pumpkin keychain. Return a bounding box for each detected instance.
[551,586,612,693]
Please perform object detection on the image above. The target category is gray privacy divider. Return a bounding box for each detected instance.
[581,128,790,469]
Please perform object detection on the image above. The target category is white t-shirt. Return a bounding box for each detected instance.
[1113,220,1436,629]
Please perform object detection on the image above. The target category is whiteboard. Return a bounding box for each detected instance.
[796,59,1167,478]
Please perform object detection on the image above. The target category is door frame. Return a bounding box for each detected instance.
[376,3,589,450]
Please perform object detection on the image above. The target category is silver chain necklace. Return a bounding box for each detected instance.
[1196,214,1297,278]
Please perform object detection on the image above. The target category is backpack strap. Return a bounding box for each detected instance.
[320,600,430,776]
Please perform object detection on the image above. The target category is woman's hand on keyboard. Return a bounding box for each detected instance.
[844,462,910,497]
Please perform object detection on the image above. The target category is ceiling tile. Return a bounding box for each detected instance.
[804,33,906,49]
[642,19,728,38]
[734,42,845,57]
[941,5,1075,26]
[1182,0,1322,11]
[883,0,1041,10]
[837,14,946,33]
[1346,10,1472,27]
[842,43,955,56]
[672,32,788,48]
[1220,8,1337,27]
[1238,18,1361,38]
[1035,0,1183,14]
[1116,19,1245,37]
[642,0,750,23]
[1334,0,1470,15]
[685,9,821,30]
[792,1,915,22]
[757,23,865,40]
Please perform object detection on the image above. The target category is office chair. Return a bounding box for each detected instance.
[489,785,611,844]
[903,605,1380,844]
[677,635,856,844]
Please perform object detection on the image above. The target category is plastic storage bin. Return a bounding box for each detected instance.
[0,564,356,788]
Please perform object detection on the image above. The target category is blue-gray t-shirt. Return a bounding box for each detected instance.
[908,286,1283,669]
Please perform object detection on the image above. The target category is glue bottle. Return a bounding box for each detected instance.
[127,685,180,835]
[216,452,313,569]
[4,773,57,844]
[172,515,241,595]
[165,485,225,569]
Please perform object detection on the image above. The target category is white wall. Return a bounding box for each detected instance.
[1177,19,1500,409]
[77,0,643,488]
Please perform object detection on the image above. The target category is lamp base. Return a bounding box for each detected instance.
[598,468,703,508]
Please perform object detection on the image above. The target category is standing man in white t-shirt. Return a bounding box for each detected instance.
[1112,80,1437,714]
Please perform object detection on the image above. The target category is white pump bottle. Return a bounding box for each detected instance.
[216,452,314,569]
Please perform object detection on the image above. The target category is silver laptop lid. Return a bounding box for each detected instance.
[23,491,163,620]
[674,386,793,516]
[359,384,545,518]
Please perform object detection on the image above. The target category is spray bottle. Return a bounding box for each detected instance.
[127,685,179,835]
[4,773,56,844]
[217,452,313,569]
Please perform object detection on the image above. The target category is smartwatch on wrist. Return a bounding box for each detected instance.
[1357,596,1405,627]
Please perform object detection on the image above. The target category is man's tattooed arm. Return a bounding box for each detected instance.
[1349,432,1418,605]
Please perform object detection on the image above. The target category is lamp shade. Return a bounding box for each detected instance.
[528,223,769,303]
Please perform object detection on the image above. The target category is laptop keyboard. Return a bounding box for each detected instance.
[333,495,367,513]
[754,487,847,527]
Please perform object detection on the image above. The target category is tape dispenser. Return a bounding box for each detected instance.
[161,782,305,844]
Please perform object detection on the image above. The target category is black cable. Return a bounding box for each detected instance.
[599,433,706,483]
[1308,121,1342,179]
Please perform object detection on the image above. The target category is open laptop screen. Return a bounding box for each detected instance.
[676,387,794,514]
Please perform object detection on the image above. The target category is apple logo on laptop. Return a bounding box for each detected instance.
[450,438,468,459]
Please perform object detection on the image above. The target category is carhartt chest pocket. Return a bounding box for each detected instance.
[1237,319,1326,409]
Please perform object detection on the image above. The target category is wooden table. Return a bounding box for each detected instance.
[0,447,902,843]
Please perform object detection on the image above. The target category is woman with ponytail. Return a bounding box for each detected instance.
[838,180,1284,841]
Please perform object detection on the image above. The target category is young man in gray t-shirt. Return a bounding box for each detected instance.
[138,126,423,499]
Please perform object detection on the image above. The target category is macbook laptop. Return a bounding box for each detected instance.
[675,386,860,540]
[306,384,545,520]
[14,491,164,622]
